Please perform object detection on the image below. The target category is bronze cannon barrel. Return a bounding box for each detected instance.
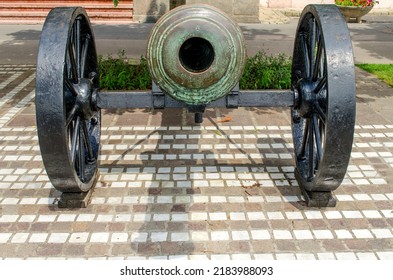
[146,4,247,105]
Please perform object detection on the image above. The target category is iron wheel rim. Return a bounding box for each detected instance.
[291,5,356,192]
[36,7,100,193]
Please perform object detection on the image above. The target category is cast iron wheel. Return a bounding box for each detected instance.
[291,5,356,195]
[36,7,100,193]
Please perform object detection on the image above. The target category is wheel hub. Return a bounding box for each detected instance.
[74,78,96,120]
[294,79,324,119]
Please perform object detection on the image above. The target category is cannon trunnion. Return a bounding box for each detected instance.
[35,4,356,208]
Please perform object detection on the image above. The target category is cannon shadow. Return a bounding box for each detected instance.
[100,107,218,258]
[97,105,309,258]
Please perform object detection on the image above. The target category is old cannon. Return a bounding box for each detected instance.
[35,4,356,208]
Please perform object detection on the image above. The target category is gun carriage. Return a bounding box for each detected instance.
[35,4,356,208]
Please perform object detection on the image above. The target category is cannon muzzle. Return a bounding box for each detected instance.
[147,4,246,106]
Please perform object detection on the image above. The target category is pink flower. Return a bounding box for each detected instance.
[335,0,379,6]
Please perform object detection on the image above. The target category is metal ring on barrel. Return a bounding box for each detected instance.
[147,4,247,106]
[291,5,356,203]
[36,7,101,193]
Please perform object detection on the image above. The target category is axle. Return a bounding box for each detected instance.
[96,89,295,110]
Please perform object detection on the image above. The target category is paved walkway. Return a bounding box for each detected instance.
[0,64,393,259]
[259,7,290,24]
[1,14,393,64]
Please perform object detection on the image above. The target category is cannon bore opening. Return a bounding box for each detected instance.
[179,37,215,73]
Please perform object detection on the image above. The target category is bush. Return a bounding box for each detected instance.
[98,50,151,90]
[98,50,292,90]
[239,51,291,90]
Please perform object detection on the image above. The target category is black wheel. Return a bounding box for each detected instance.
[36,7,100,193]
[291,5,356,195]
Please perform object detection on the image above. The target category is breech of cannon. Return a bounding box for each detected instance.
[146,4,247,106]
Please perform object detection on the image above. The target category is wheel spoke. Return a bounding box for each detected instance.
[75,17,81,79]
[68,42,78,83]
[308,18,316,79]
[315,102,326,124]
[65,78,78,97]
[314,76,326,94]
[312,33,323,81]
[78,123,85,181]
[308,117,314,180]
[299,119,309,159]
[313,113,323,162]
[81,120,95,162]
[316,114,325,172]
[81,35,90,78]
[301,34,310,78]
[70,116,80,164]
[65,104,78,128]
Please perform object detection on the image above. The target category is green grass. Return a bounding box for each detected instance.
[98,50,292,91]
[357,64,393,87]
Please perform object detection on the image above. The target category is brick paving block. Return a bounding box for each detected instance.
[254,253,275,260]
[335,230,354,239]
[377,252,393,260]
[86,244,112,256]
[273,230,292,239]
[335,252,358,260]
[211,254,231,260]
[63,244,86,256]
[276,253,296,260]
[28,233,48,243]
[313,230,334,240]
[130,232,148,243]
[317,253,336,260]
[296,253,316,260]
[160,242,193,256]
[170,232,189,242]
[322,240,347,251]
[210,231,229,241]
[90,233,110,243]
[11,233,30,243]
[111,233,129,243]
[356,252,378,260]
[250,230,270,240]
[228,241,251,253]
[352,229,374,239]
[231,254,252,260]
[190,231,209,242]
[296,240,323,252]
[35,244,64,257]
[275,240,297,252]
[293,230,313,240]
[232,230,250,241]
[69,233,89,243]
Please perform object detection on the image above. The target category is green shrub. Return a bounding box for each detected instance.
[240,51,291,90]
[98,50,151,90]
[98,50,292,90]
